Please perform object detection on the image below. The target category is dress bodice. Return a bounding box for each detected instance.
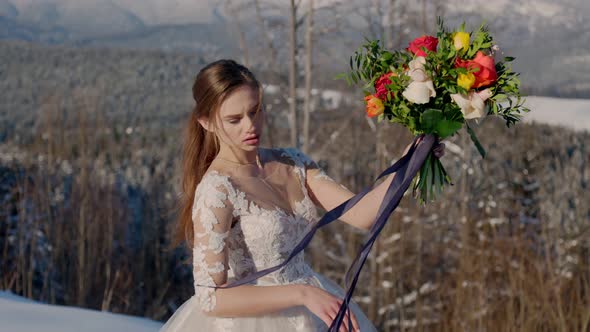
[191,147,333,313]
[205,167,318,285]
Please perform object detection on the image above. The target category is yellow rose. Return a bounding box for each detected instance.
[452,31,470,51]
[457,72,475,90]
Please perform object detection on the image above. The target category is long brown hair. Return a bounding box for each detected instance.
[173,59,261,250]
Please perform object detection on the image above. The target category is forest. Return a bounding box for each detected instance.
[0,38,589,331]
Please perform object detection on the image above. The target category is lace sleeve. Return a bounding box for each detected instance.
[286,147,350,191]
[191,173,234,313]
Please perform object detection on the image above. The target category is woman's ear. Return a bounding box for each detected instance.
[197,116,212,132]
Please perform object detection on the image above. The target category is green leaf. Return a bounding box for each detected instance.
[434,119,463,139]
[466,123,487,158]
[334,73,347,80]
[433,157,440,196]
[425,154,433,202]
[421,109,444,132]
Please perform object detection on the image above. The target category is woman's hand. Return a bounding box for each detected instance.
[299,285,360,332]
[432,138,445,158]
[416,135,446,158]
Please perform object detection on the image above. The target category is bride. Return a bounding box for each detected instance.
[160,59,445,332]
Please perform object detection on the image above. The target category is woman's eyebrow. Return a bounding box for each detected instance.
[223,104,260,118]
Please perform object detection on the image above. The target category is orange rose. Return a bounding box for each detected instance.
[364,94,384,117]
[455,51,498,88]
[407,35,438,57]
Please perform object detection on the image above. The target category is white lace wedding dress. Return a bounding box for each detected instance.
[159,147,377,331]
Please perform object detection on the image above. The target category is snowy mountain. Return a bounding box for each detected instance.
[6,0,220,25]
[448,0,590,97]
[0,0,588,96]
[0,0,233,54]
[0,290,163,332]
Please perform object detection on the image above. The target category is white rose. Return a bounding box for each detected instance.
[402,80,436,104]
[402,57,436,104]
[409,56,426,70]
[451,88,492,120]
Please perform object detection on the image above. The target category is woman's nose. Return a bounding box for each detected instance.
[244,114,256,132]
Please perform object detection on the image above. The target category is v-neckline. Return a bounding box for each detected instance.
[204,149,308,220]
[207,169,302,219]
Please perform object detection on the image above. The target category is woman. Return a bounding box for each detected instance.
[160,59,445,332]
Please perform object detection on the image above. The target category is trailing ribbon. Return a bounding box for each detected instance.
[195,133,437,331]
[329,133,436,331]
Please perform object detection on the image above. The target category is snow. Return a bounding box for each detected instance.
[0,290,163,332]
[521,96,590,132]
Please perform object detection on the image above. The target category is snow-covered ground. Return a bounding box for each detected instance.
[522,96,590,132]
[0,290,163,332]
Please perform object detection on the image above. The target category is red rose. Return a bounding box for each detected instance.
[407,35,438,57]
[455,51,498,88]
[374,72,397,100]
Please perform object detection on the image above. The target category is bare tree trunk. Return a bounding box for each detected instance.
[253,0,278,147]
[302,0,314,154]
[254,0,278,71]
[421,0,428,34]
[224,0,250,67]
[434,0,446,21]
[289,0,299,148]
[385,0,396,50]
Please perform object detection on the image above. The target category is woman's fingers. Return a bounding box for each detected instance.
[344,310,356,332]
[334,299,360,332]
[343,307,360,332]
[349,308,360,332]
[323,310,346,332]
[327,306,349,332]
[321,313,335,331]
[433,142,445,158]
[333,311,347,332]
[335,308,348,332]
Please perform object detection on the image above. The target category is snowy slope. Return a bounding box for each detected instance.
[522,96,590,132]
[0,290,163,332]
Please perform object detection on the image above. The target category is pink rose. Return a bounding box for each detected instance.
[407,35,438,57]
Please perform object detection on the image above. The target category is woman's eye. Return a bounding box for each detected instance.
[229,119,239,124]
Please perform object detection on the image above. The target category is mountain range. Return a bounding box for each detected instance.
[0,0,589,97]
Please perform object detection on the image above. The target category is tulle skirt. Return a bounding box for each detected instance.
[159,271,377,332]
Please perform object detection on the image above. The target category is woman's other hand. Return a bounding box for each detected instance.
[433,139,445,158]
[299,285,360,332]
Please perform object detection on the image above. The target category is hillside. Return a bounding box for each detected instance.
[0,0,589,97]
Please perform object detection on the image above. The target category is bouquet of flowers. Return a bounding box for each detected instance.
[338,18,530,205]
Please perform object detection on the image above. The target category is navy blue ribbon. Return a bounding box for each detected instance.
[195,133,437,331]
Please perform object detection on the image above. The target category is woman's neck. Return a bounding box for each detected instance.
[216,146,261,165]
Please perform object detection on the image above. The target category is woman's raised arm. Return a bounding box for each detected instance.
[295,139,443,232]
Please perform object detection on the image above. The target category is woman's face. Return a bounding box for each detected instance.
[205,84,264,151]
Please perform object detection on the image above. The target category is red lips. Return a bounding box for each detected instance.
[243,134,258,141]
